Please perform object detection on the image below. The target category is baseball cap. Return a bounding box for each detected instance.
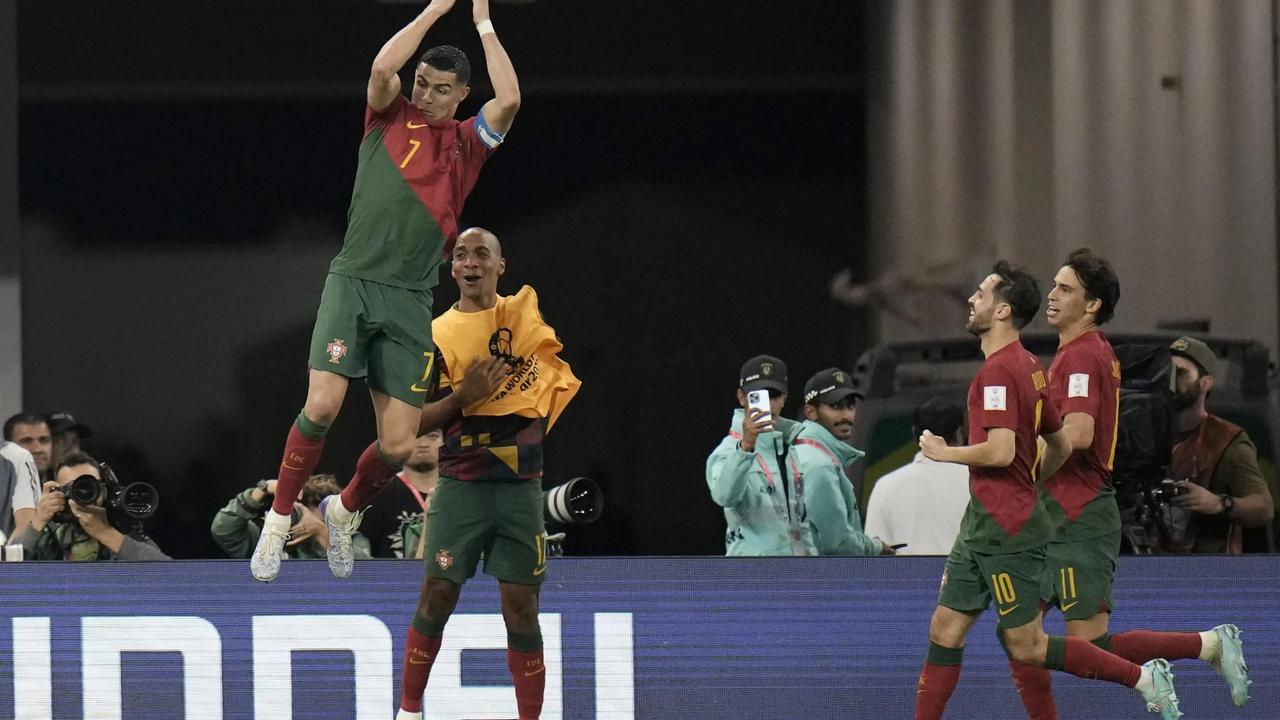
[1169,336,1217,376]
[47,412,93,439]
[803,367,862,406]
[739,355,788,394]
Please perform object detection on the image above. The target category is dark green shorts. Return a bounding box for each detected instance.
[1042,530,1119,620]
[422,477,548,586]
[938,541,1045,630]
[307,273,434,408]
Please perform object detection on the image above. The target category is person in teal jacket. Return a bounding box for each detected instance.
[796,368,891,556]
[706,355,816,556]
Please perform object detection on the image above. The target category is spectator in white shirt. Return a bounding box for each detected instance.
[1,439,42,540]
[864,398,969,555]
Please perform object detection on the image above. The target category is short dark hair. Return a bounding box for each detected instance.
[4,412,48,441]
[1062,247,1120,325]
[991,260,1041,330]
[54,450,101,477]
[418,45,471,86]
[913,398,964,443]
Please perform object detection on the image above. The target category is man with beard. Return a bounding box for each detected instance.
[1158,337,1273,554]
[1030,249,1251,713]
[794,368,890,555]
[351,430,443,558]
[913,261,1182,720]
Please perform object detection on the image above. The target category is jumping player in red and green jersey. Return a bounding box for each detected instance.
[1034,248,1250,708]
[913,261,1183,720]
[251,0,521,583]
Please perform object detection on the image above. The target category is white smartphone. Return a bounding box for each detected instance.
[746,389,774,428]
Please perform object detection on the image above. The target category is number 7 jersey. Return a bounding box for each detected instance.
[330,95,501,292]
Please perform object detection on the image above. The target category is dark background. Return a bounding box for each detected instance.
[16,0,868,557]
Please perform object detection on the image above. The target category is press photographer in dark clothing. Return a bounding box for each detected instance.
[9,451,168,561]
[1155,337,1274,553]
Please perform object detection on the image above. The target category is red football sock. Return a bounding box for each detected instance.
[1109,631,1202,664]
[914,663,962,720]
[399,626,442,713]
[1062,636,1141,687]
[1009,661,1058,720]
[339,441,400,512]
[271,424,325,515]
[508,649,545,720]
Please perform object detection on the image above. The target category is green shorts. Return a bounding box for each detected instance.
[307,273,434,408]
[1042,530,1119,621]
[422,477,548,586]
[938,541,1045,630]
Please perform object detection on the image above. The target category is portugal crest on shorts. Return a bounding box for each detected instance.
[326,338,347,365]
[435,548,454,571]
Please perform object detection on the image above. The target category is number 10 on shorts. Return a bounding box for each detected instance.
[991,573,1017,605]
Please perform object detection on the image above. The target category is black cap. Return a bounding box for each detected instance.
[739,355,788,393]
[47,412,93,439]
[803,367,861,406]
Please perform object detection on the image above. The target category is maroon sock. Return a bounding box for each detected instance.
[914,663,962,720]
[508,649,545,720]
[271,424,325,515]
[1009,661,1058,720]
[1109,631,1202,664]
[399,627,442,713]
[1062,636,1141,687]
[339,441,400,512]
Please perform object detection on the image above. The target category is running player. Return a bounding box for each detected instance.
[1037,248,1249,707]
[913,261,1181,720]
[396,228,580,720]
[251,0,520,582]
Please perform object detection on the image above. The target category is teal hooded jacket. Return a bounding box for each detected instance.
[706,410,816,556]
[793,420,884,555]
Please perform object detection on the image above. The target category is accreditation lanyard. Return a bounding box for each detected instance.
[731,431,806,550]
[399,475,431,512]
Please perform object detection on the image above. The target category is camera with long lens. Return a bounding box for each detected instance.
[543,477,603,525]
[52,464,160,527]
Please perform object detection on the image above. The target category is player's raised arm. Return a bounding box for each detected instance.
[369,0,457,112]
[472,0,521,135]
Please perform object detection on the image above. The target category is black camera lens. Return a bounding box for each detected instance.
[67,475,104,505]
[118,482,159,519]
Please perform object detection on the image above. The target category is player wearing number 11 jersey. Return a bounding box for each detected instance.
[913,261,1182,720]
[251,0,520,583]
[1039,248,1250,709]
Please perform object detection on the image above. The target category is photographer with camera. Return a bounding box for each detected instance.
[1156,336,1274,554]
[9,451,168,561]
[211,474,371,561]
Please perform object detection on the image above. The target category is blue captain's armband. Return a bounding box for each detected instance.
[475,111,505,149]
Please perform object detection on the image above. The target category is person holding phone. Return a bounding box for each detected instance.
[794,368,892,556]
[706,355,816,556]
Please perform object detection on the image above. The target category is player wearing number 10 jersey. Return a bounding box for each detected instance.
[1040,248,1250,708]
[250,0,521,583]
[913,261,1182,720]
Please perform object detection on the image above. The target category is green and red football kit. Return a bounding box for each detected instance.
[271,96,503,519]
[1042,330,1123,619]
[938,341,1060,631]
[311,95,503,407]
